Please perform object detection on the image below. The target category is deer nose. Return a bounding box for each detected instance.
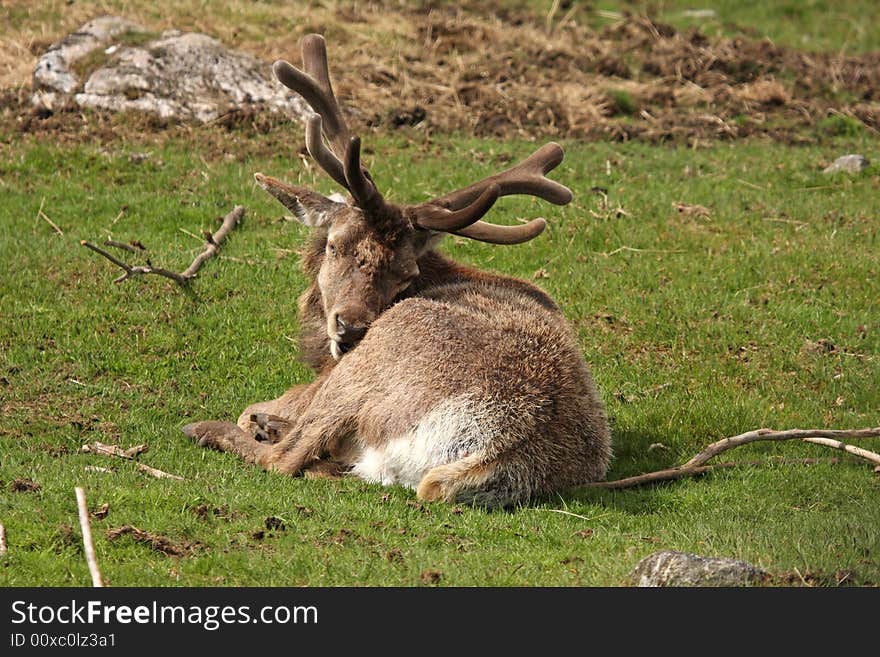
[335,315,367,344]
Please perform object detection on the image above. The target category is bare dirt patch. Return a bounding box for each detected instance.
[10,478,41,493]
[106,525,200,556]
[3,7,878,148]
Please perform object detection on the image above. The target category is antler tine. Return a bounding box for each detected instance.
[408,142,569,244]
[410,184,501,232]
[456,218,547,245]
[274,35,385,210]
[343,136,383,212]
[430,143,572,209]
[299,34,350,156]
[305,114,347,189]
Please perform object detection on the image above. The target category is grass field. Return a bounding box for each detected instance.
[1,1,878,586]
[2,129,878,586]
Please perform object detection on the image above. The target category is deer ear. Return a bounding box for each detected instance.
[254,173,343,227]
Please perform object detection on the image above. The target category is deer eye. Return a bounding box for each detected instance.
[326,242,337,256]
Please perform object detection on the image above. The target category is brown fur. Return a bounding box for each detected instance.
[183,35,608,507]
[184,197,612,508]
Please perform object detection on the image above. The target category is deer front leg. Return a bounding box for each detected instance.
[182,420,273,467]
[266,421,350,475]
[237,382,321,436]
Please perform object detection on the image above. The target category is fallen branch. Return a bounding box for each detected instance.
[584,427,880,490]
[180,206,244,278]
[103,239,141,254]
[81,442,148,460]
[0,523,6,557]
[81,441,184,481]
[134,463,185,481]
[682,428,880,469]
[75,487,103,587]
[82,205,245,285]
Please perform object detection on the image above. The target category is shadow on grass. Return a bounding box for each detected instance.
[556,425,697,512]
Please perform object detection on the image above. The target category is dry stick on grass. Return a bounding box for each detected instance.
[584,428,880,490]
[103,239,141,254]
[81,441,185,481]
[84,465,115,474]
[82,205,245,285]
[36,196,64,235]
[75,487,104,587]
[82,442,149,460]
[0,523,7,557]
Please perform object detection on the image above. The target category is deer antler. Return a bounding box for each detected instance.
[273,35,383,212]
[273,34,571,244]
[409,142,572,244]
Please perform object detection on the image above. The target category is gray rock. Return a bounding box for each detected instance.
[630,550,768,587]
[822,154,869,174]
[33,16,143,100]
[31,16,309,124]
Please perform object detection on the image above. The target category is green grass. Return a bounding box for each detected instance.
[589,0,880,54]
[1,124,878,586]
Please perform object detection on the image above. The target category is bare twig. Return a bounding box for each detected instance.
[0,523,7,557]
[109,208,126,227]
[39,209,64,235]
[181,205,245,278]
[683,428,880,469]
[178,227,202,241]
[81,442,147,460]
[583,427,880,490]
[82,240,185,284]
[588,245,686,257]
[81,442,184,481]
[75,487,104,587]
[83,205,245,286]
[801,437,880,465]
[134,463,185,481]
[538,509,609,522]
[104,239,141,254]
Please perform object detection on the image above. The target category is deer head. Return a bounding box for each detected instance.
[256,34,573,361]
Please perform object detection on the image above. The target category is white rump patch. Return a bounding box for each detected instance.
[351,398,495,489]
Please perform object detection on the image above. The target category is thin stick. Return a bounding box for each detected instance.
[81,240,188,284]
[104,239,140,254]
[81,442,148,460]
[180,205,245,278]
[83,205,245,286]
[135,463,185,481]
[75,487,104,587]
[540,508,605,522]
[583,428,880,490]
[39,210,63,235]
[109,208,126,227]
[802,437,880,465]
[0,523,6,557]
[683,428,880,469]
[81,442,184,481]
[589,245,686,257]
[178,227,202,241]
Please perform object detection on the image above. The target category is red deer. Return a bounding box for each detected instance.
[183,34,611,508]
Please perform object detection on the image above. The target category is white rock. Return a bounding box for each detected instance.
[823,154,869,174]
[31,16,309,124]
